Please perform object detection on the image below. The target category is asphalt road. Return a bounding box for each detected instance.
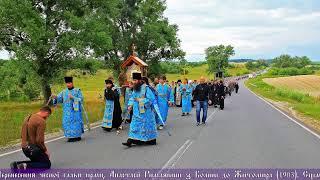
[1,81,320,168]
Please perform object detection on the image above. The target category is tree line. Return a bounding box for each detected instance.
[245,59,269,71]
[268,55,316,76]
[0,58,106,101]
[0,0,184,103]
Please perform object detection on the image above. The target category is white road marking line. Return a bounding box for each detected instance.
[0,124,102,158]
[0,149,21,158]
[160,109,217,170]
[206,109,218,123]
[170,141,193,168]
[161,140,192,169]
[245,84,320,141]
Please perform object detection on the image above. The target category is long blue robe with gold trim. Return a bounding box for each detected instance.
[102,88,122,129]
[54,88,84,138]
[102,99,114,128]
[155,83,174,125]
[128,84,157,141]
[180,84,192,113]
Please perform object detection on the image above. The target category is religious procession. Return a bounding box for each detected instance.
[2,0,319,174]
[10,49,242,171]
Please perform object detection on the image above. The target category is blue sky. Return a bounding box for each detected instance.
[164,0,320,61]
[1,1,320,61]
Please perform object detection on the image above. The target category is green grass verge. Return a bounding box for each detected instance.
[245,75,320,121]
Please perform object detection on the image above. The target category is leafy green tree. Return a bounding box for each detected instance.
[0,0,184,102]
[205,45,235,74]
[245,61,255,70]
[293,56,311,68]
[93,0,185,78]
[0,59,40,101]
[245,59,268,70]
[256,59,268,68]
[273,55,311,68]
[0,59,6,66]
[0,0,115,103]
[273,54,292,68]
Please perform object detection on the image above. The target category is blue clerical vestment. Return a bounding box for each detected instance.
[54,88,84,138]
[180,84,192,113]
[128,84,158,141]
[155,83,174,124]
[102,98,114,128]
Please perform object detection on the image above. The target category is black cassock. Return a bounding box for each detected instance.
[104,87,123,131]
[216,84,226,110]
[209,84,219,107]
[235,83,239,93]
[208,84,214,106]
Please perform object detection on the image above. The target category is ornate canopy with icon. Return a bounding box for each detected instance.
[121,43,148,82]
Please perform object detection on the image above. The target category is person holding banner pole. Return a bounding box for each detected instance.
[155,76,174,130]
[52,76,84,142]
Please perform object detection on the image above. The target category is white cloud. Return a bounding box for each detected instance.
[164,0,320,59]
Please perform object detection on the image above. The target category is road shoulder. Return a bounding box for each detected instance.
[244,81,320,138]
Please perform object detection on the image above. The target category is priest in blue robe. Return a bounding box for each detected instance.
[155,76,174,129]
[122,72,158,147]
[180,78,193,116]
[53,77,84,142]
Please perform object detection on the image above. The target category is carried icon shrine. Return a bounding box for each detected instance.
[120,44,148,82]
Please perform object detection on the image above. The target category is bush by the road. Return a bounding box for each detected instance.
[245,60,268,71]
[272,55,312,68]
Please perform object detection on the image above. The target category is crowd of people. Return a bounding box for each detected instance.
[11,72,242,171]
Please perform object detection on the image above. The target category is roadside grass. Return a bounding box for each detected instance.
[0,70,111,147]
[245,75,320,122]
